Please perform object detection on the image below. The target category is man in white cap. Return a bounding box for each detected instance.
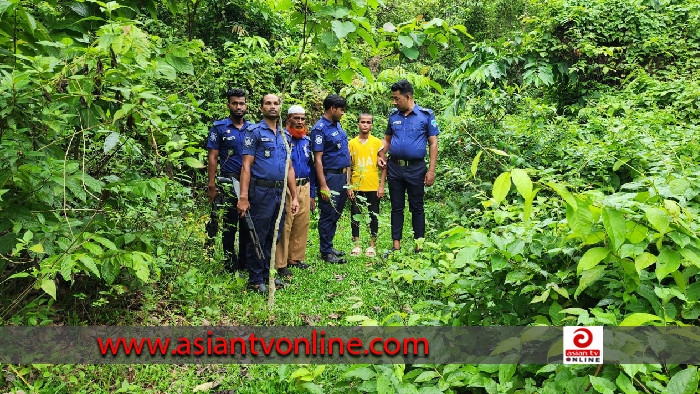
[275,105,316,278]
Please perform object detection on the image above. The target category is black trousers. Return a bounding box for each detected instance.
[218,183,249,273]
[387,160,426,241]
[350,191,380,239]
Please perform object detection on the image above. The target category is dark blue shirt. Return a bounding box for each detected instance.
[207,117,250,174]
[385,103,440,160]
[286,131,316,198]
[242,120,288,182]
[310,116,351,170]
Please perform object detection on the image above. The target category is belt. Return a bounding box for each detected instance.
[389,157,424,166]
[296,178,309,186]
[252,178,285,189]
[221,171,240,180]
[324,168,347,174]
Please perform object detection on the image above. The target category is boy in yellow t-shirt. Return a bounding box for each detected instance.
[348,113,386,257]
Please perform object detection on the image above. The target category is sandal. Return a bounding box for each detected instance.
[351,246,362,256]
[365,246,376,257]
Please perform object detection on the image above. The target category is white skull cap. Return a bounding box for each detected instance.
[287,105,306,115]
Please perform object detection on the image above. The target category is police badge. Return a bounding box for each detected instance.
[244,136,253,147]
[315,135,323,145]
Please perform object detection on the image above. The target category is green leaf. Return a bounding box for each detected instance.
[655,247,680,281]
[414,371,439,382]
[320,31,339,48]
[589,376,615,394]
[289,367,311,380]
[455,245,479,269]
[400,46,419,59]
[547,182,577,210]
[680,248,700,268]
[184,157,205,169]
[511,169,532,200]
[427,44,438,58]
[498,364,516,383]
[602,208,626,252]
[665,367,698,394]
[332,20,356,39]
[615,373,637,394]
[619,313,662,326]
[492,172,511,205]
[301,383,324,394]
[104,132,120,154]
[577,247,609,275]
[41,278,57,300]
[165,53,194,75]
[78,255,101,278]
[356,27,375,47]
[621,365,643,379]
[471,151,482,178]
[626,222,648,243]
[29,243,44,254]
[575,265,605,299]
[377,373,392,394]
[339,68,355,84]
[113,104,134,123]
[398,35,413,48]
[634,252,657,274]
[344,367,375,380]
[382,22,396,32]
[645,207,670,234]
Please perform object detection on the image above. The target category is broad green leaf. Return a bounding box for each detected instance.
[401,46,419,59]
[645,207,670,234]
[377,373,392,394]
[665,367,698,394]
[613,158,630,171]
[165,53,194,74]
[547,182,577,210]
[103,132,120,154]
[398,35,413,48]
[29,243,44,254]
[113,104,134,123]
[577,247,609,275]
[615,373,637,394]
[427,44,438,58]
[634,252,657,273]
[332,20,356,39]
[626,222,648,243]
[78,255,101,278]
[575,265,605,299]
[471,151,482,178]
[184,157,205,169]
[382,22,396,32]
[680,248,700,268]
[621,364,643,379]
[655,247,680,281]
[619,313,662,326]
[498,364,517,384]
[289,367,311,380]
[339,68,355,84]
[455,245,479,269]
[589,376,615,394]
[320,31,339,48]
[414,371,439,382]
[602,208,626,252]
[344,367,375,380]
[687,282,700,302]
[41,278,57,300]
[492,172,511,205]
[511,169,532,200]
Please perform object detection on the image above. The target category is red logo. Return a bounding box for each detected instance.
[573,328,593,348]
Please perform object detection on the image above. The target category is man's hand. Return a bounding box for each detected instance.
[424,170,435,187]
[237,197,250,217]
[291,197,300,215]
[207,184,218,202]
[310,199,316,212]
[377,187,385,199]
[377,157,387,170]
[347,188,354,200]
[320,185,331,202]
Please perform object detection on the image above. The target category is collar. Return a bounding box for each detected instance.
[214,117,249,129]
[258,119,280,133]
[321,115,337,127]
[406,103,421,116]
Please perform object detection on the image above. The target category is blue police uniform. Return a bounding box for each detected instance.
[385,104,440,241]
[241,120,289,286]
[310,116,351,255]
[207,117,251,273]
[286,132,316,198]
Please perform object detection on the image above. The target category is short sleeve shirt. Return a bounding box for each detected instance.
[349,135,384,191]
[385,104,439,160]
[310,116,351,170]
[206,118,250,174]
[241,120,288,182]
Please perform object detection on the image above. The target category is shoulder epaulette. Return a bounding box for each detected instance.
[212,118,228,126]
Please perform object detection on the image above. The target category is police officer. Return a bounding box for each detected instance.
[237,94,300,294]
[311,95,351,264]
[377,79,439,254]
[275,105,315,278]
[206,88,250,276]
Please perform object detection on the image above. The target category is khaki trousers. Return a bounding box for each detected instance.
[275,182,310,268]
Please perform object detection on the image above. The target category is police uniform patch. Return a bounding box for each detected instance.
[315,135,323,145]
[209,133,217,141]
[244,137,253,147]
[431,119,437,126]
[331,131,339,137]
[264,150,271,158]
[261,137,272,142]
[393,121,402,125]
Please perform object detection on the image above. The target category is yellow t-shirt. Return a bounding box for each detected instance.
[349,135,384,191]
